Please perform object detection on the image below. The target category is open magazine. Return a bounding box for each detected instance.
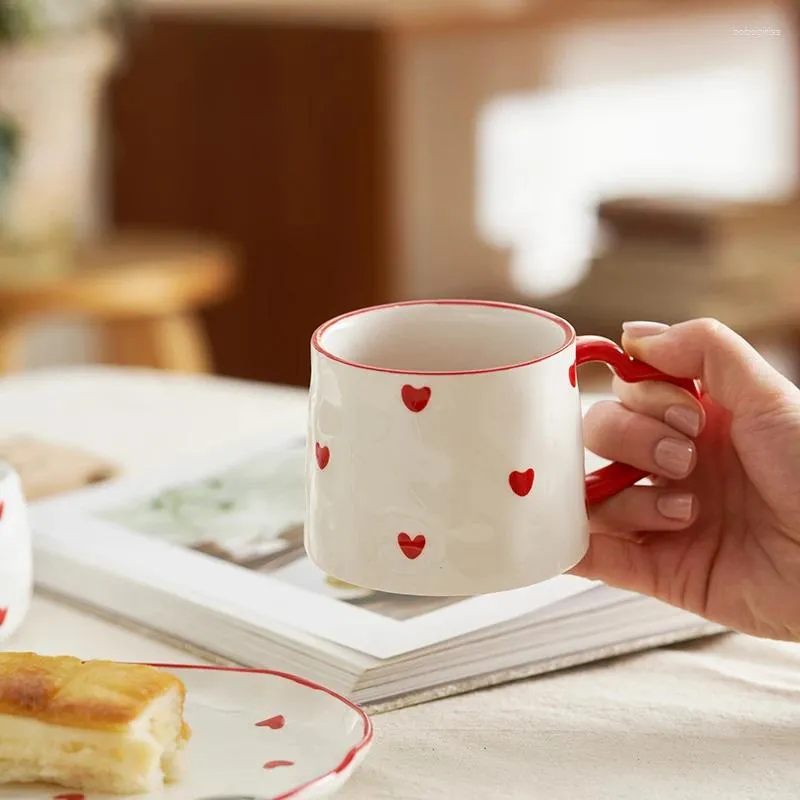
[29,434,724,711]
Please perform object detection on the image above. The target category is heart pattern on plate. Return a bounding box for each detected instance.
[397,533,426,560]
[256,715,285,729]
[509,469,535,497]
[401,385,431,413]
[315,443,330,470]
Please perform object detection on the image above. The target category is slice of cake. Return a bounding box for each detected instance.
[0,652,190,795]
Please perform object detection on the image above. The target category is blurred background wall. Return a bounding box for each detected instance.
[1,0,797,387]
[479,3,796,297]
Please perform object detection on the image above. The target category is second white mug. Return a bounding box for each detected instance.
[0,462,33,642]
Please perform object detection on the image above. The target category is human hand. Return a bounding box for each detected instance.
[573,318,800,641]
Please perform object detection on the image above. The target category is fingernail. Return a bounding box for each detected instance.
[622,321,670,338]
[654,437,695,478]
[664,405,702,437]
[657,493,695,522]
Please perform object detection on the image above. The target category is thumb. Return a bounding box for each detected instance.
[621,318,798,414]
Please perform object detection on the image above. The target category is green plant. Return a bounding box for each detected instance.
[0,115,20,210]
[0,0,135,43]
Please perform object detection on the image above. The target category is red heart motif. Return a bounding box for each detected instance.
[256,714,285,729]
[401,385,431,413]
[397,533,426,560]
[315,443,330,470]
[0,608,7,627]
[569,363,577,388]
[264,759,295,769]
[53,795,85,800]
[509,469,535,497]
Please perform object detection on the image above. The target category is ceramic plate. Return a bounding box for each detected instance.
[0,664,373,800]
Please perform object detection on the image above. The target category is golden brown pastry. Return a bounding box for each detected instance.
[0,652,190,794]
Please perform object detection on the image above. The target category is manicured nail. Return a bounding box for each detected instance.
[622,321,670,338]
[654,437,695,478]
[665,405,702,438]
[657,493,695,522]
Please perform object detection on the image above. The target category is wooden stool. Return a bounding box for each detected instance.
[0,234,237,373]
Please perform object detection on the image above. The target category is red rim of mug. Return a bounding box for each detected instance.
[311,299,576,376]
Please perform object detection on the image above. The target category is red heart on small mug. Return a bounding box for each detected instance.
[315,443,330,470]
[397,533,426,560]
[401,385,431,413]
[509,469,535,497]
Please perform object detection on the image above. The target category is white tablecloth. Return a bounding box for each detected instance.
[5,367,800,799]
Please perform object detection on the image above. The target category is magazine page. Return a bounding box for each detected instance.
[30,434,598,660]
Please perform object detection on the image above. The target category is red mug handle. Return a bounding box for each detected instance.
[577,336,701,506]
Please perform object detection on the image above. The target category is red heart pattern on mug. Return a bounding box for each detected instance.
[401,385,431,413]
[315,442,330,470]
[509,469,535,497]
[314,379,546,565]
[397,533,426,560]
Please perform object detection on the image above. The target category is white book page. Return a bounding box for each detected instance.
[30,433,604,660]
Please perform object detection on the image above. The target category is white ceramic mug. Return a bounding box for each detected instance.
[0,462,33,640]
[305,300,697,596]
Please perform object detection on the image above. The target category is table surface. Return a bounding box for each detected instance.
[4,366,800,800]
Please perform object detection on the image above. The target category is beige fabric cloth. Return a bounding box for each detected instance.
[350,634,800,799]
[4,367,799,799]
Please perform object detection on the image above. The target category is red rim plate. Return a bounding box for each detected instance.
[143,663,374,800]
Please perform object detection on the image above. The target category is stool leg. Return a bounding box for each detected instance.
[0,319,28,373]
[104,313,213,373]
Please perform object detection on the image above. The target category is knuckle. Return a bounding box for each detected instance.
[611,375,640,400]
[582,400,621,450]
[688,317,725,340]
[614,407,642,454]
[583,400,641,458]
[613,376,659,408]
